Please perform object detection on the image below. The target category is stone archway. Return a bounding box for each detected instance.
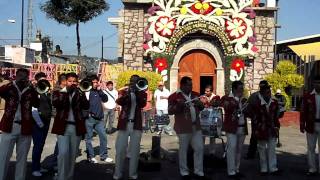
[170,39,225,95]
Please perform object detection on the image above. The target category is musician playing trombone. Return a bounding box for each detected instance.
[51,72,89,180]
[220,81,248,179]
[31,72,52,177]
[0,68,40,180]
[168,76,208,180]
[247,82,281,175]
[113,75,147,180]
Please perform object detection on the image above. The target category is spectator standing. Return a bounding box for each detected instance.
[103,81,118,134]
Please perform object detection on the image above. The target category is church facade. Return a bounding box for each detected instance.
[109,0,278,95]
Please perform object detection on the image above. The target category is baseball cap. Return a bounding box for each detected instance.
[259,80,271,89]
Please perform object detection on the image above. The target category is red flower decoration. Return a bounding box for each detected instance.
[155,16,176,37]
[154,58,168,72]
[231,58,245,73]
[225,17,248,40]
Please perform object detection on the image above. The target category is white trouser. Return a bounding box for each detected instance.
[257,138,278,173]
[306,123,320,173]
[177,126,204,176]
[0,123,32,180]
[57,125,81,180]
[226,132,246,175]
[113,123,142,179]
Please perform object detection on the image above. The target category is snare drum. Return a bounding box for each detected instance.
[154,114,170,125]
[200,108,223,138]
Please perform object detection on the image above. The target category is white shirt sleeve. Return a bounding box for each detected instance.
[114,90,119,100]
[32,107,44,128]
[164,89,170,98]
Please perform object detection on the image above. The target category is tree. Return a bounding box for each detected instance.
[265,60,304,110]
[41,0,109,56]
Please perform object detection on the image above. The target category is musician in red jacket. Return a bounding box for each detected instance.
[220,81,248,178]
[113,75,147,180]
[0,68,39,180]
[51,72,89,180]
[168,77,207,180]
[249,84,281,175]
[300,76,320,176]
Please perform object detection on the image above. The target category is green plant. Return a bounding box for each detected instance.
[117,70,162,92]
[41,0,109,56]
[265,60,304,110]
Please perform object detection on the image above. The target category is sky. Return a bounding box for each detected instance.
[0,0,319,59]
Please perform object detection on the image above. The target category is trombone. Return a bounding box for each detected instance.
[79,78,92,92]
[35,79,51,94]
[136,78,148,91]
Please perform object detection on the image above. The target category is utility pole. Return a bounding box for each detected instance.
[27,0,33,45]
[101,36,104,61]
[21,0,24,47]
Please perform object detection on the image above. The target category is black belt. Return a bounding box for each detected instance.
[238,124,246,127]
[14,121,21,125]
[315,119,320,123]
[128,119,135,123]
[66,121,76,125]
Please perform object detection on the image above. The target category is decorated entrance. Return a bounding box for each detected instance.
[111,0,277,94]
[144,0,258,94]
[178,50,217,94]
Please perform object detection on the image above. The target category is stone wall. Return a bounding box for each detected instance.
[122,3,153,71]
[245,8,276,92]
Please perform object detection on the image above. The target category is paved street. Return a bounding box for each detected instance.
[5,122,320,180]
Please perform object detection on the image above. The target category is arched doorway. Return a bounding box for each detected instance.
[178,50,217,94]
[170,39,225,96]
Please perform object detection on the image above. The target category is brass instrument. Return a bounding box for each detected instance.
[36,79,51,94]
[79,79,92,92]
[136,78,148,91]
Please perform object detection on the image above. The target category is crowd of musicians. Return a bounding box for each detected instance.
[0,68,319,180]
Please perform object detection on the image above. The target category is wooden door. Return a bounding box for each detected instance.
[178,50,217,93]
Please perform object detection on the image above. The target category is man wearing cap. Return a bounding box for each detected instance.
[246,80,270,159]
[300,76,320,176]
[154,82,172,135]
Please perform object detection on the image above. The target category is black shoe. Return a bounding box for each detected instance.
[306,171,318,177]
[181,175,191,180]
[270,169,282,176]
[260,172,268,176]
[236,172,245,178]
[194,175,210,180]
[228,175,239,179]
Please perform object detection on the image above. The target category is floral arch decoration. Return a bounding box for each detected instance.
[144,0,259,57]
[165,20,235,56]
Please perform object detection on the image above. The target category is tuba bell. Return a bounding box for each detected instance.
[79,78,92,92]
[36,79,51,94]
[136,78,148,91]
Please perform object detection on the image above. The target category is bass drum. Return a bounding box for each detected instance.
[199,107,223,138]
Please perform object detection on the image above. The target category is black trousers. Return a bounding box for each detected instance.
[247,123,257,157]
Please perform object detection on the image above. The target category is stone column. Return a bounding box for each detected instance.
[122,3,148,71]
[245,7,277,93]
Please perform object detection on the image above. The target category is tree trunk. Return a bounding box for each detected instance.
[76,21,81,57]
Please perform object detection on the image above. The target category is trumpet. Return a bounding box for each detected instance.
[184,96,205,104]
[79,78,92,92]
[36,79,51,94]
